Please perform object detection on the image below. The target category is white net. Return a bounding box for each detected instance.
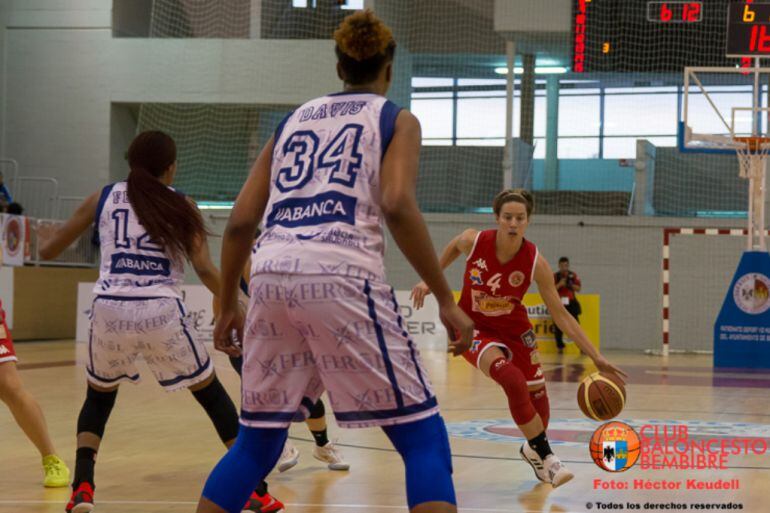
[667,232,745,353]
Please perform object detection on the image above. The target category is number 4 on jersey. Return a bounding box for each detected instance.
[487,273,502,294]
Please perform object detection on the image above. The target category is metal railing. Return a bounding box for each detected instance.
[56,196,86,219]
[14,177,59,219]
[27,218,98,267]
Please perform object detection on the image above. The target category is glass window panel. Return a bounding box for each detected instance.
[456,138,505,146]
[559,94,600,136]
[340,0,364,9]
[605,86,678,94]
[560,88,601,95]
[458,78,506,86]
[457,98,505,139]
[422,139,453,146]
[457,90,506,98]
[605,92,677,136]
[602,137,638,159]
[687,92,756,136]
[411,77,454,88]
[532,138,546,159]
[558,137,600,158]
[603,136,677,159]
[411,99,453,139]
[412,92,454,99]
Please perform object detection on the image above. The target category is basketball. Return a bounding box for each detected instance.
[577,372,626,421]
[589,421,641,472]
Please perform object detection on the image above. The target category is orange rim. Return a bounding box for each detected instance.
[734,136,770,152]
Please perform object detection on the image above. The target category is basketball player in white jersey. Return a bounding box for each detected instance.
[196,10,474,513]
[39,131,283,513]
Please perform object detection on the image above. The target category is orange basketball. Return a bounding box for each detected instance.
[577,372,626,421]
[589,421,640,472]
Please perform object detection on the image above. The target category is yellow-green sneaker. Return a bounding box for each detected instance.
[42,455,70,488]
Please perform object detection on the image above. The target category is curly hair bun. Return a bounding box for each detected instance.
[334,9,393,62]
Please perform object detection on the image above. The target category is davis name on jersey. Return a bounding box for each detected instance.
[254,92,402,283]
[93,182,184,298]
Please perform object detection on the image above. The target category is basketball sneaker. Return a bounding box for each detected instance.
[519,442,549,483]
[65,482,94,513]
[42,454,70,488]
[242,490,284,513]
[313,441,350,471]
[276,440,300,473]
[544,455,574,488]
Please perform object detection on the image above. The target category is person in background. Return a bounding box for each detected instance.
[0,171,13,205]
[553,257,581,354]
[7,202,23,216]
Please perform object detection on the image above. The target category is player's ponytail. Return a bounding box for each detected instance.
[125,130,206,260]
[334,10,396,85]
[493,189,534,218]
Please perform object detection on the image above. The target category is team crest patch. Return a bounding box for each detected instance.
[521,329,536,348]
[470,339,482,353]
[530,350,541,365]
[469,268,483,285]
[509,271,525,287]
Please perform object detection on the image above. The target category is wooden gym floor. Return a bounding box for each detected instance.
[2,340,769,513]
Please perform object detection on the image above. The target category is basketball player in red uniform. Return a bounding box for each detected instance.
[412,189,626,488]
[0,300,70,487]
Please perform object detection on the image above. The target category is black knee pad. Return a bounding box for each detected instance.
[192,376,239,444]
[308,398,325,419]
[77,386,118,438]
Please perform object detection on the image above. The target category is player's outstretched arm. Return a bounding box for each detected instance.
[380,110,473,355]
[410,228,477,309]
[38,192,100,260]
[214,136,273,356]
[534,254,627,381]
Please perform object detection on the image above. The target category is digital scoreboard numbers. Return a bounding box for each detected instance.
[646,2,703,23]
[573,0,746,72]
[727,2,770,56]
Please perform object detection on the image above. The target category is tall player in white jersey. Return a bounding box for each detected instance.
[39,131,283,513]
[197,10,474,513]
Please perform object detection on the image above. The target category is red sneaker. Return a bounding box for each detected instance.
[65,482,95,513]
[242,490,284,512]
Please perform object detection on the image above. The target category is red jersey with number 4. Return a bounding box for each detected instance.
[458,230,539,337]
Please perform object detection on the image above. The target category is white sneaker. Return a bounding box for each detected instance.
[520,443,549,483]
[313,441,350,471]
[544,454,574,488]
[277,440,300,473]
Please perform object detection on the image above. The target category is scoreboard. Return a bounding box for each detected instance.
[573,0,756,72]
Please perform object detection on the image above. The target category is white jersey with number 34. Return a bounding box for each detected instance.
[253,92,402,283]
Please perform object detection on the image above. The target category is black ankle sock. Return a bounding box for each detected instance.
[310,428,329,447]
[254,480,268,496]
[528,431,553,461]
[73,447,97,488]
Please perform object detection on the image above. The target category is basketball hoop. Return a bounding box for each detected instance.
[733,136,770,180]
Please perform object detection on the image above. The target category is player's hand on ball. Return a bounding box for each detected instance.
[213,303,244,357]
[593,355,628,383]
[410,281,431,309]
[439,303,474,356]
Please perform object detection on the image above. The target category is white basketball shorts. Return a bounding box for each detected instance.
[240,273,438,429]
[87,296,213,391]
